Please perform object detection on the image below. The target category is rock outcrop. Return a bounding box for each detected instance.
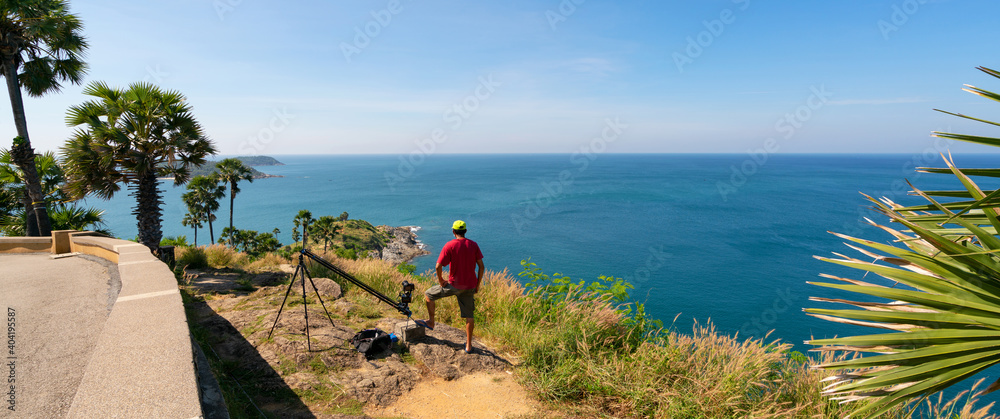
[376,226,430,265]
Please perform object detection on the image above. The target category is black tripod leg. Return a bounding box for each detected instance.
[268,262,302,340]
[304,268,337,329]
[302,260,311,352]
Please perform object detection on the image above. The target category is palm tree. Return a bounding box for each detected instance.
[49,203,109,235]
[0,149,106,236]
[215,158,253,246]
[181,212,203,246]
[0,150,66,231]
[310,215,339,252]
[183,175,224,244]
[807,67,1000,417]
[292,209,312,243]
[1,0,88,236]
[61,81,216,253]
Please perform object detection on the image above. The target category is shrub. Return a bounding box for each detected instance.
[335,247,357,260]
[175,246,207,269]
[204,244,248,269]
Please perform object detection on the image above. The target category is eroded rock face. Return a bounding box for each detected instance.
[408,324,510,381]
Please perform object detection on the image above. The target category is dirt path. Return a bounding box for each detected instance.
[366,371,541,418]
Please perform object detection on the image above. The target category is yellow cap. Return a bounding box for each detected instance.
[452,220,467,230]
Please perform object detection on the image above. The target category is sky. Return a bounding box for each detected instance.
[3,0,1000,155]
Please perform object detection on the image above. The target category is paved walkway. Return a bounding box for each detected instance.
[1,253,119,418]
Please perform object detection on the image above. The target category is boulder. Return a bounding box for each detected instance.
[308,277,342,300]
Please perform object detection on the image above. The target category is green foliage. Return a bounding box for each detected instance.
[160,236,190,247]
[310,215,339,252]
[277,243,303,260]
[291,209,312,243]
[806,66,1000,417]
[0,150,108,236]
[183,175,225,243]
[233,155,283,166]
[396,262,416,275]
[339,211,348,221]
[216,158,254,245]
[218,227,282,258]
[518,258,660,335]
[234,277,255,292]
[335,247,357,260]
[0,1,88,98]
[61,81,216,250]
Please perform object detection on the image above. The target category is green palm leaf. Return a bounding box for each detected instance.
[808,66,1000,417]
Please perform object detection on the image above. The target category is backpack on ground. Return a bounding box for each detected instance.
[350,328,392,357]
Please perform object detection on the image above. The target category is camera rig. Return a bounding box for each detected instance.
[299,248,415,316]
[267,220,417,352]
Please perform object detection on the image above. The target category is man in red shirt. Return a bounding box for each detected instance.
[418,220,484,353]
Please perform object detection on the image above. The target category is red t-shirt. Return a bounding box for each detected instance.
[437,238,483,289]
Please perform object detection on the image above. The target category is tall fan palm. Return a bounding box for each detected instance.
[183,174,224,244]
[61,81,216,253]
[181,212,203,246]
[310,215,339,252]
[292,209,312,243]
[1,0,88,236]
[215,158,253,246]
[807,66,1000,417]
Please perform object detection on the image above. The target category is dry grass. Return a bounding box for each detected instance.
[195,248,1000,418]
[203,244,249,269]
[244,252,290,272]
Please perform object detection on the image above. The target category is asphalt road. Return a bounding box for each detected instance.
[1,253,119,418]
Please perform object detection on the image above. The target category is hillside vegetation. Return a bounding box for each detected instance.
[172,243,998,418]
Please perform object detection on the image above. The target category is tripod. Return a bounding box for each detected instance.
[266,221,337,352]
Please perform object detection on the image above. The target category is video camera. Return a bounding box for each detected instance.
[399,280,415,304]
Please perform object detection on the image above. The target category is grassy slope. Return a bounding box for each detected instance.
[174,244,998,419]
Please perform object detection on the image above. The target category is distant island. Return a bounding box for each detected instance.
[233,155,284,166]
[186,156,284,179]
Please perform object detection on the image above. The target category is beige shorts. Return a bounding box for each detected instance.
[425,284,476,318]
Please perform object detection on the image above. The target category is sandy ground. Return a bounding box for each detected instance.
[365,371,540,419]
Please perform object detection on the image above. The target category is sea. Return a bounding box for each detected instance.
[86,153,1000,390]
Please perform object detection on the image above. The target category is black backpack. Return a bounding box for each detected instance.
[350,328,392,357]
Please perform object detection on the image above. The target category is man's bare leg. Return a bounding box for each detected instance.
[465,318,475,352]
[424,295,436,329]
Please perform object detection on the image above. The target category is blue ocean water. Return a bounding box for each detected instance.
[88,153,998,351]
